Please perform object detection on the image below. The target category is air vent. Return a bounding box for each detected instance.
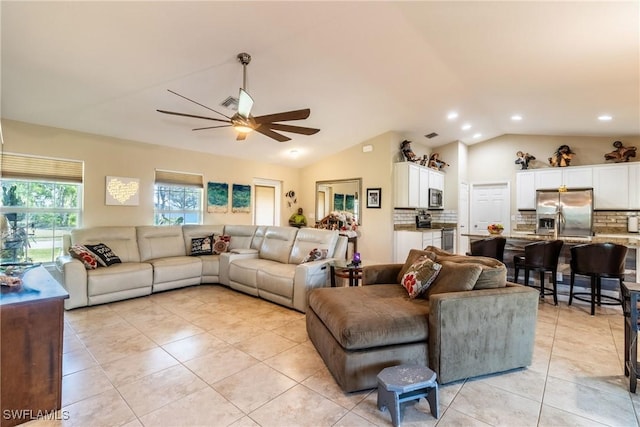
[221,96,238,110]
[424,132,438,139]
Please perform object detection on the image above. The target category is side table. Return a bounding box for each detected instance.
[330,261,363,287]
[621,281,640,393]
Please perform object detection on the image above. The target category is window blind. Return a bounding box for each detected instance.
[1,152,83,183]
[155,169,203,188]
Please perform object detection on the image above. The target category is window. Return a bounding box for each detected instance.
[1,153,83,265]
[154,170,203,225]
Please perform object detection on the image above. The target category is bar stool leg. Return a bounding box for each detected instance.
[539,271,546,299]
[590,275,596,315]
[551,268,558,305]
[514,264,520,284]
[569,272,575,306]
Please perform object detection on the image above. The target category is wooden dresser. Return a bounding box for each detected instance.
[1,266,68,427]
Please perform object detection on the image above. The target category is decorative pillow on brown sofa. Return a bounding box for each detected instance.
[425,260,483,298]
[397,249,437,283]
[401,255,442,298]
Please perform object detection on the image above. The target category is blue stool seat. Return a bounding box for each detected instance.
[377,364,439,426]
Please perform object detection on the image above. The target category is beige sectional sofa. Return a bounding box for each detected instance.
[55,224,346,312]
[306,247,539,392]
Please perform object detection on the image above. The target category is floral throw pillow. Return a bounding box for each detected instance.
[191,235,213,256]
[401,255,442,299]
[302,248,329,263]
[84,243,122,267]
[69,245,98,270]
[213,235,231,255]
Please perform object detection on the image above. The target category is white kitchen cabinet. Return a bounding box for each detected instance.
[428,169,445,191]
[394,230,442,263]
[535,169,563,190]
[593,164,629,209]
[629,163,640,209]
[516,171,536,210]
[394,163,444,208]
[394,230,423,263]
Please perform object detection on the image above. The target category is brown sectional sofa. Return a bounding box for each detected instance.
[306,247,539,392]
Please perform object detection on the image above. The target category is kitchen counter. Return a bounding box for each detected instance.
[462,231,640,248]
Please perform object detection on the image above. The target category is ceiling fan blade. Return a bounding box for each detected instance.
[157,109,231,124]
[192,125,232,131]
[167,89,231,120]
[254,126,291,142]
[264,123,320,135]
[237,88,254,119]
[236,133,248,141]
[253,109,311,125]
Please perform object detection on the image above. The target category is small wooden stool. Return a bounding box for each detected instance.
[376,364,439,426]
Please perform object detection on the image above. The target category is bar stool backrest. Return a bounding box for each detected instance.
[523,240,564,269]
[570,243,628,277]
[469,237,507,262]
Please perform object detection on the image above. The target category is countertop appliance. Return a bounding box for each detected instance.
[536,188,593,237]
[416,212,432,229]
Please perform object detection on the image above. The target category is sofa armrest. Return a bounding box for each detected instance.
[55,255,89,309]
[428,283,539,384]
[292,259,333,312]
[219,251,259,286]
[362,264,403,285]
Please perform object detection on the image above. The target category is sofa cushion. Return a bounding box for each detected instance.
[190,236,213,256]
[308,285,429,351]
[85,243,122,267]
[136,225,186,261]
[257,262,298,299]
[401,255,441,298]
[229,258,275,288]
[149,256,202,284]
[425,260,483,298]
[397,249,437,283]
[289,228,339,264]
[87,262,153,296]
[429,251,507,290]
[223,225,258,250]
[72,226,140,263]
[259,227,298,264]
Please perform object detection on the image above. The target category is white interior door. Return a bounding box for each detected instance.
[470,182,510,235]
[458,182,470,254]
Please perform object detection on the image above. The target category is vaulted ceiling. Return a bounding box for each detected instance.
[2,1,638,167]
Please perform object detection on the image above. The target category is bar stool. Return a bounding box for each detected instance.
[513,240,564,305]
[466,237,507,262]
[569,242,627,315]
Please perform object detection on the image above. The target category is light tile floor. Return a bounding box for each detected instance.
[23,285,640,426]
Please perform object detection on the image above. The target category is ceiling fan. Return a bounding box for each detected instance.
[157,52,320,142]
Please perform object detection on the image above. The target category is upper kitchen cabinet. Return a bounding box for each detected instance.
[535,166,593,190]
[592,163,638,209]
[393,162,445,208]
[516,171,536,210]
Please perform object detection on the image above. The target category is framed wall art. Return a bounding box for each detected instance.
[366,188,381,209]
[207,182,229,213]
[232,184,251,213]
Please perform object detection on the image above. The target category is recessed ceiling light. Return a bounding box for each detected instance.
[473,133,482,139]
[511,115,523,121]
[598,115,613,121]
[461,123,472,131]
[447,112,458,120]
[289,149,299,158]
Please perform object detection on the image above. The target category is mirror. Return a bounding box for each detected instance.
[315,178,362,227]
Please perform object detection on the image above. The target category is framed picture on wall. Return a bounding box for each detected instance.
[366,188,381,208]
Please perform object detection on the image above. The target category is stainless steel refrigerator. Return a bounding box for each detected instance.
[536,188,593,237]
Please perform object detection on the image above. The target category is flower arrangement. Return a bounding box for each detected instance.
[487,223,504,234]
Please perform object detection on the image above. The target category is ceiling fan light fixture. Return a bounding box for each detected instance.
[234,124,253,134]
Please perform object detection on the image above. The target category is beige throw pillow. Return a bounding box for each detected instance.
[425,260,482,298]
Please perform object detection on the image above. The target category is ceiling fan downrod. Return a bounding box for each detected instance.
[237,52,251,91]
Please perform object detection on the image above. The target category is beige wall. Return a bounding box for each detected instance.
[2,119,301,227]
[300,132,400,264]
